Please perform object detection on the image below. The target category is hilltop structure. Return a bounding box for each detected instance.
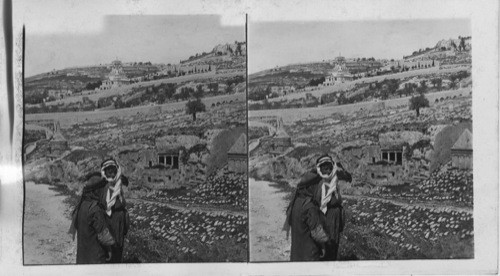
[100,60,131,89]
[323,63,354,86]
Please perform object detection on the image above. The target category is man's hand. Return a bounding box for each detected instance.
[106,250,112,262]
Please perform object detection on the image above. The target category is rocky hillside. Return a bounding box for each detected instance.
[435,37,471,51]
[404,36,471,64]
[181,41,246,70]
[212,41,246,56]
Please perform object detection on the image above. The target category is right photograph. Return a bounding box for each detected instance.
[248,19,473,262]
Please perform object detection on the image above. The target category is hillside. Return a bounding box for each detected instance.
[24,40,247,111]
[248,36,471,105]
[403,36,471,64]
[180,41,246,71]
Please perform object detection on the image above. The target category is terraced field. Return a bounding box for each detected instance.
[125,200,248,262]
[342,196,473,259]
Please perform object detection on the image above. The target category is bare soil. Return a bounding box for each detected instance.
[23,181,76,264]
[249,178,290,262]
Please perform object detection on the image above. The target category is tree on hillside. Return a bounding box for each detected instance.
[417,80,428,93]
[114,96,124,109]
[409,92,429,117]
[308,77,325,86]
[337,93,348,105]
[236,43,242,56]
[186,98,206,121]
[165,83,176,99]
[459,37,467,51]
[449,81,457,90]
[208,83,219,94]
[431,78,442,91]
[195,84,204,97]
[225,84,234,94]
[451,40,457,50]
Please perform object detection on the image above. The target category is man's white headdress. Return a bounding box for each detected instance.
[101,158,123,216]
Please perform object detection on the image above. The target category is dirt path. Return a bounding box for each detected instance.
[128,198,247,217]
[343,194,473,215]
[23,181,76,264]
[249,178,290,262]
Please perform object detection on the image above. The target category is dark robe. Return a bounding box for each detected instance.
[72,175,112,264]
[313,167,352,261]
[100,176,129,263]
[286,171,328,261]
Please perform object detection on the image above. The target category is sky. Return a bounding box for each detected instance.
[248,19,470,73]
[26,15,245,77]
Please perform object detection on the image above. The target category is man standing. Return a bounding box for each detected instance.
[313,154,352,261]
[100,158,130,263]
[69,173,116,264]
[284,169,329,261]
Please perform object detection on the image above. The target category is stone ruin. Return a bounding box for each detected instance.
[451,129,472,170]
[340,133,432,186]
[227,133,247,173]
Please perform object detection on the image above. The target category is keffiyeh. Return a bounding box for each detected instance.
[101,159,123,216]
[320,174,338,214]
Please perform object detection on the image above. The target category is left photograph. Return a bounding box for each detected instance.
[23,15,248,264]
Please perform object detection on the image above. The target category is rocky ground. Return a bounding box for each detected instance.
[144,170,248,210]
[125,200,248,262]
[248,86,474,260]
[374,166,473,207]
[24,97,248,263]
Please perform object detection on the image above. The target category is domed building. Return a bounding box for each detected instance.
[323,62,354,86]
[100,59,131,89]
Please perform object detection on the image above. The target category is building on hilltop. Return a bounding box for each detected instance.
[329,54,383,74]
[227,133,247,173]
[99,60,131,90]
[323,63,354,86]
[451,129,472,170]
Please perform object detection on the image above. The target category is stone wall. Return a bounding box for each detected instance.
[341,141,431,186]
[365,164,405,186]
[451,150,472,170]
[228,155,247,173]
